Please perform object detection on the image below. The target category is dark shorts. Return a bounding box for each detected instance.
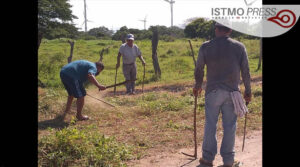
[60,72,86,98]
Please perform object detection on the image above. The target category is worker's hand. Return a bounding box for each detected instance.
[142,61,146,66]
[244,93,252,103]
[193,87,202,97]
[116,63,120,69]
[98,85,106,91]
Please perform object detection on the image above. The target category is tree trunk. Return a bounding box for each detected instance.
[121,38,126,44]
[67,40,75,63]
[255,38,262,72]
[99,46,110,62]
[99,49,104,62]
[151,28,161,77]
[121,33,126,44]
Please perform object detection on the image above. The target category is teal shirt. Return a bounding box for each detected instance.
[60,60,97,82]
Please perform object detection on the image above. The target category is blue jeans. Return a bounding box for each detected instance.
[202,88,237,165]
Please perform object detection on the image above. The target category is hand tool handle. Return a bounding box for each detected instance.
[114,67,118,95]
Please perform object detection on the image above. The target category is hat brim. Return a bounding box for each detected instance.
[127,38,134,40]
[215,24,225,27]
[215,23,225,27]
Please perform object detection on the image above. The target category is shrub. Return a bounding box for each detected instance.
[38,126,133,166]
[143,92,159,101]
[253,87,262,97]
[160,35,175,42]
[166,49,174,55]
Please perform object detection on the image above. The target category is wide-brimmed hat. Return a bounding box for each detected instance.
[215,20,232,29]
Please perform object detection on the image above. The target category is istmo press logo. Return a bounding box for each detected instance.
[209,0,300,37]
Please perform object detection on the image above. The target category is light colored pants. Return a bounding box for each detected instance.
[122,63,137,93]
[202,88,237,165]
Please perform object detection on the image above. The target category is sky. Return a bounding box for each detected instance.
[68,0,253,32]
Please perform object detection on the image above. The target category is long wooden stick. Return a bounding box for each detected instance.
[86,94,115,107]
[194,94,198,158]
[188,40,196,67]
[142,65,145,93]
[106,80,137,89]
[114,67,118,95]
[182,93,198,159]
[242,102,249,152]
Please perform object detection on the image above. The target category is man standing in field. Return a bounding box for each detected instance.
[193,22,252,167]
[60,60,106,121]
[116,34,146,95]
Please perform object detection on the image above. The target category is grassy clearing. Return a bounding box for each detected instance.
[38,38,262,166]
[38,38,262,88]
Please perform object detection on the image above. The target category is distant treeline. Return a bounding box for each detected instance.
[45,18,259,41]
[38,0,258,48]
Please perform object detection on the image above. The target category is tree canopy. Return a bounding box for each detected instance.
[87,26,114,39]
[184,17,259,40]
[184,18,214,39]
[38,0,78,40]
[111,25,184,42]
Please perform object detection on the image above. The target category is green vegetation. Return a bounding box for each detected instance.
[184,18,259,40]
[38,82,262,166]
[38,0,78,44]
[38,38,262,166]
[38,38,262,88]
[38,125,133,167]
[38,1,261,166]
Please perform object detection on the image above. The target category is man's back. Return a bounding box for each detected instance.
[195,36,251,96]
[60,60,97,82]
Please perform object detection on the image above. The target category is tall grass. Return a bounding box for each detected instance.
[38,38,262,89]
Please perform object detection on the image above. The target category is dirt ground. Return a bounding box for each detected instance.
[84,77,262,167]
[39,76,262,167]
[127,130,262,167]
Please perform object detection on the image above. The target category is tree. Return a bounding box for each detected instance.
[256,38,262,72]
[112,26,129,43]
[149,26,161,77]
[184,17,260,40]
[112,26,149,41]
[168,26,184,38]
[38,0,78,49]
[88,26,113,39]
[67,40,75,63]
[184,18,214,39]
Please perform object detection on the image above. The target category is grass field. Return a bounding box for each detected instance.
[38,38,261,88]
[38,38,262,166]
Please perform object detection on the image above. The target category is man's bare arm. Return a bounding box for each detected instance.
[138,55,145,65]
[240,46,252,102]
[116,52,122,68]
[87,73,106,90]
